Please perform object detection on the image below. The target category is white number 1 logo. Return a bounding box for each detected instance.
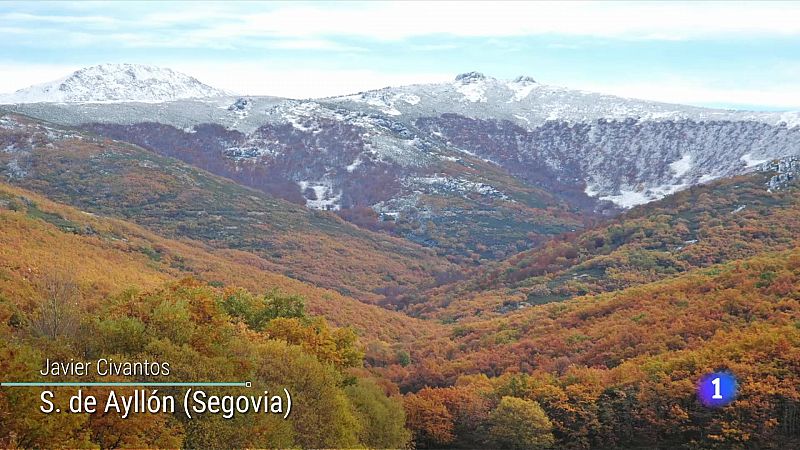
[711,377,723,399]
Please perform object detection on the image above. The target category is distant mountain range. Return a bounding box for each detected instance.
[0,63,228,103]
[3,64,799,260]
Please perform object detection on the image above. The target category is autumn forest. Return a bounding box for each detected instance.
[1,109,799,450]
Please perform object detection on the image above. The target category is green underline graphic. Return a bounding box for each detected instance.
[1,382,249,387]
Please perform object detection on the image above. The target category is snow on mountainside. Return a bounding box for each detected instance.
[329,72,800,129]
[3,68,800,216]
[329,72,800,208]
[0,64,228,104]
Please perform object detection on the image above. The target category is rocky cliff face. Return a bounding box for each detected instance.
[762,156,800,191]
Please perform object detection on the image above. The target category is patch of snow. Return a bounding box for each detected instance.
[455,147,478,157]
[598,189,652,208]
[0,117,20,130]
[779,111,800,129]
[400,94,420,105]
[698,173,720,183]
[364,96,400,116]
[223,145,275,160]
[285,115,316,132]
[669,154,693,178]
[741,153,768,168]
[513,114,531,125]
[281,102,323,132]
[589,181,689,208]
[346,157,362,172]
[297,180,341,211]
[5,159,27,179]
[506,78,536,102]
[455,78,488,103]
[408,174,509,200]
[338,91,418,116]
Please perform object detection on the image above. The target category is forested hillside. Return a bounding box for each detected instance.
[0,277,411,448]
[416,170,800,320]
[0,181,433,447]
[391,248,800,448]
[1,112,799,449]
[0,113,456,303]
[0,181,443,343]
[379,169,800,448]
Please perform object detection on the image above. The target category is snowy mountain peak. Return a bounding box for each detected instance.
[0,63,228,104]
[455,72,488,83]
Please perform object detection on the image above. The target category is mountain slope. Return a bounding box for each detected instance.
[328,72,800,206]
[329,71,800,128]
[393,247,800,448]
[0,64,228,104]
[416,159,800,320]
[0,186,419,447]
[10,73,800,210]
[0,112,456,303]
[5,67,800,260]
[81,119,584,261]
[0,180,444,343]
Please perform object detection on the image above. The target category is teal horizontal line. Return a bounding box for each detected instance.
[1,382,248,387]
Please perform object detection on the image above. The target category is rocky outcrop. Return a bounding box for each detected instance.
[762,156,800,191]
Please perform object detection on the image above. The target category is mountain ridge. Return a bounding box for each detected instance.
[0,63,229,104]
[4,64,800,260]
[4,64,798,122]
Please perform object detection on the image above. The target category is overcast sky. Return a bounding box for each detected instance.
[1,1,800,110]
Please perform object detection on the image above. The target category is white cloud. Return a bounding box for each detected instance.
[0,12,119,27]
[4,1,800,49]
[135,2,800,42]
[256,39,366,52]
